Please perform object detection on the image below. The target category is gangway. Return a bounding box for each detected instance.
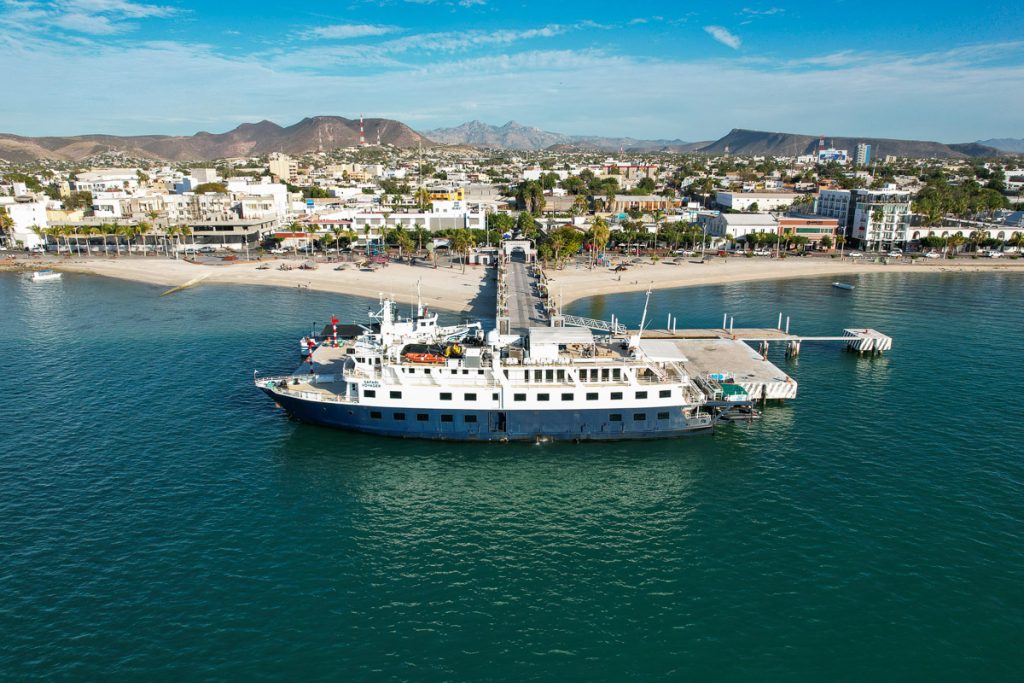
[560,314,627,335]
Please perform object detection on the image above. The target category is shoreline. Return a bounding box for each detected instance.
[4,254,1022,313]
[546,257,1024,307]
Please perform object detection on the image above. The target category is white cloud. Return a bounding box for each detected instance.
[740,7,784,16]
[0,26,1022,143]
[703,25,741,49]
[307,24,402,40]
[0,0,178,34]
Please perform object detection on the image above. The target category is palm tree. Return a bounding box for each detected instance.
[946,233,965,259]
[136,221,152,256]
[87,226,102,256]
[179,225,195,257]
[119,224,136,256]
[589,216,610,268]
[451,228,473,273]
[164,225,178,258]
[414,224,428,254]
[0,206,14,248]
[969,230,986,253]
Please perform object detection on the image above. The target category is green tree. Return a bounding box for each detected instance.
[192,182,228,194]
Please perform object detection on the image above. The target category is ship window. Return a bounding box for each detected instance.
[441,414,453,423]
[417,413,429,421]
[390,391,402,399]
[586,392,598,401]
[537,393,550,402]
[545,369,553,381]
[601,369,609,381]
[557,370,565,381]
[636,391,648,399]
[363,389,376,398]
[514,393,526,402]
[464,415,477,423]
[609,413,622,422]
[465,393,477,401]
[492,393,499,401]
[393,412,406,421]
[613,369,621,380]
[633,413,646,421]
[440,392,452,400]
[660,389,671,398]
[657,412,670,420]
[370,411,382,419]
[478,370,484,375]
[611,392,623,400]
[561,393,573,401]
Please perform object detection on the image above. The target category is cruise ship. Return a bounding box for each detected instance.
[255,292,743,442]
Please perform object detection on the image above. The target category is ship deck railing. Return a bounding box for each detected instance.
[256,375,359,404]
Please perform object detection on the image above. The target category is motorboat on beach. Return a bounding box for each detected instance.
[832,282,855,291]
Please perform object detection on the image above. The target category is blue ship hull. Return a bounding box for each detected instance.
[264,389,715,442]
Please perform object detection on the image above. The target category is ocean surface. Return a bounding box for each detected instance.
[1,270,1022,680]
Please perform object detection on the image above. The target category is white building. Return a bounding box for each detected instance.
[72,169,140,194]
[850,189,912,250]
[715,191,801,213]
[0,197,48,249]
[706,213,778,241]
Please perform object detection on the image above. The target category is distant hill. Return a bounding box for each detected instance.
[0,116,432,162]
[976,138,1024,154]
[423,120,701,152]
[700,128,1002,159]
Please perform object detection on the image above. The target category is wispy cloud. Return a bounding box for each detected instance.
[0,0,178,35]
[704,25,741,49]
[307,24,402,40]
[740,7,784,16]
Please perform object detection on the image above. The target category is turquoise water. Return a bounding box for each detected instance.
[1,271,1022,680]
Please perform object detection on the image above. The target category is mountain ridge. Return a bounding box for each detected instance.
[424,120,701,152]
[976,138,1024,154]
[0,116,432,163]
[701,128,1006,159]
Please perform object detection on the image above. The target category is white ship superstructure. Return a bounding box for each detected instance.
[257,292,725,441]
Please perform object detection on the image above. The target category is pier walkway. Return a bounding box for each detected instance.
[498,256,547,335]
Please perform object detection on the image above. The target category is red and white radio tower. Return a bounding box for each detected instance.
[359,114,366,146]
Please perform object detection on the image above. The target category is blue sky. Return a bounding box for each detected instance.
[1,0,1022,141]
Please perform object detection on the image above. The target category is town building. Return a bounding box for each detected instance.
[816,188,912,250]
[705,213,778,241]
[777,215,839,249]
[855,143,872,167]
[715,191,801,213]
[0,197,48,249]
[268,153,298,182]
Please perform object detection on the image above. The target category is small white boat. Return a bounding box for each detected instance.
[832,282,854,290]
[31,269,62,282]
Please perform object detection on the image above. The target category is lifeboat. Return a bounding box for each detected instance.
[403,352,446,364]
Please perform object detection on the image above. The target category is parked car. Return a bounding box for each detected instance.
[848,251,864,257]
[888,249,903,257]
[924,251,942,259]
[199,245,216,253]
[269,248,286,254]
[753,249,771,256]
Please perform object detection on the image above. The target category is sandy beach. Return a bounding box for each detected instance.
[546,256,1024,307]
[3,255,496,314]
[4,253,1022,313]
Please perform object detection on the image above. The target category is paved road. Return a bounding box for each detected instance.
[505,258,547,335]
